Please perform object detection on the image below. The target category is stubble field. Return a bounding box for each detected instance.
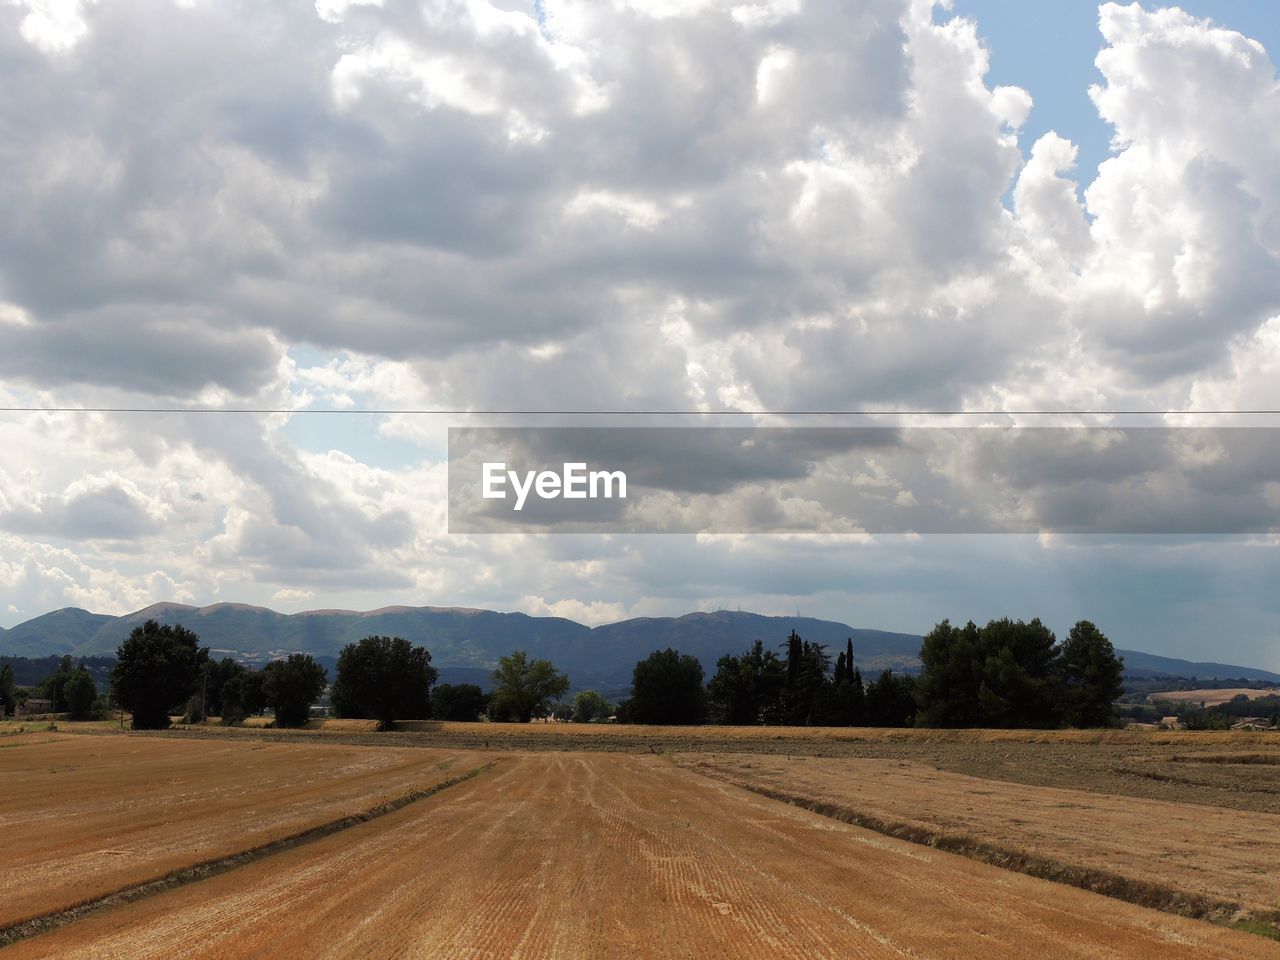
[2,725,1278,959]
[0,733,485,932]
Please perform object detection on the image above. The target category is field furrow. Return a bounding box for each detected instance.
[675,754,1280,916]
[0,733,481,929]
[6,753,1278,960]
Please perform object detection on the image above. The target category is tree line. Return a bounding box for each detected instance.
[29,614,1126,730]
[100,622,576,731]
[617,618,1124,728]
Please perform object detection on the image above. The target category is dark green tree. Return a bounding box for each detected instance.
[241,670,267,716]
[976,618,1061,728]
[262,654,328,728]
[331,636,437,730]
[780,632,832,725]
[35,655,75,712]
[1057,620,1125,728]
[64,666,97,721]
[430,683,489,721]
[865,670,917,727]
[707,640,786,724]
[487,650,569,723]
[917,618,1061,728]
[828,665,865,726]
[915,619,983,727]
[0,663,17,717]
[110,620,209,730]
[628,648,706,725]
[201,658,248,718]
[572,689,613,723]
[219,674,248,726]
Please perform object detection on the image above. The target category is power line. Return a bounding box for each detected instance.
[2,407,1280,416]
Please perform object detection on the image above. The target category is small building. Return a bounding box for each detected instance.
[1158,716,1185,730]
[1230,717,1275,731]
[17,698,54,717]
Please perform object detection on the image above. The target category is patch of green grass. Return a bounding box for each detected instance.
[1227,919,1280,941]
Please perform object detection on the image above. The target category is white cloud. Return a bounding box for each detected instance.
[2,0,1280,667]
[6,0,95,54]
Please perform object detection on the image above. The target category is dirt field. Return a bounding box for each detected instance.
[125,721,1280,812]
[8,753,1278,960]
[1150,688,1280,706]
[0,733,482,930]
[676,753,1280,916]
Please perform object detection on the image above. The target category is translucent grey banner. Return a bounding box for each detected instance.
[447,427,1280,534]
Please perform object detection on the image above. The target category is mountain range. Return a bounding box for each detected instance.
[3,603,1278,693]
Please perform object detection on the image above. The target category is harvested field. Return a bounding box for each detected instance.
[0,733,483,931]
[676,754,1280,918]
[1150,688,1280,706]
[7,753,1278,960]
[111,722,1280,812]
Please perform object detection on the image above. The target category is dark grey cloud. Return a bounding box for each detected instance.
[0,310,281,395]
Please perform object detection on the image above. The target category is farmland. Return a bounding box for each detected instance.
[3,726,1279,958]
[1150,687,1280,706]
[675,753,1280,915]
[0,733,484,931]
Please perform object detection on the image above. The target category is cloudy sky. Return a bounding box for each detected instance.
[2,0,1280,668]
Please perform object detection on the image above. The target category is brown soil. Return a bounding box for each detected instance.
[676,753,1280,917]
[95,722,1280,812]
[0,733,480,929]
[6,753,1279,960]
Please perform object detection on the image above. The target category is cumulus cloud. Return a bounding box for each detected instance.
[2,1,1280,668]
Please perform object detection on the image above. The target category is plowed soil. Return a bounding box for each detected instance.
[121,722,1280,812]
[0,734,479,929]
[676,754,1280,915]
[8,753,1279,960]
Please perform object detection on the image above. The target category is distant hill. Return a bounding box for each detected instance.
[0,604,918,690]
[2,603,1276,691]
[1111,649,1280,684]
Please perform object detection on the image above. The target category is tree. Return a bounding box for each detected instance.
[199,658,248,719]
[916,618,1061,728]
[975,618,1061,728]
[488,651,569,723]
[865,670,916,727]
[572,689,613,723]
[110,620,209,730]
[34,655,75,712]
[331,636,437,730]
[779,631,832,726]
[627,648,705,725]
[64,667,97,721]
[707,640,785,725]
[262,654,328,728]
[242,670,267,716]
[1057,620,1124,728]
[915,620,983,727]
[0,664,16,718]
[828,665,865,726]
[219,674,248,726]
[431,683,489,721]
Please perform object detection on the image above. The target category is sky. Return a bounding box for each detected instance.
[2,1,1280,668]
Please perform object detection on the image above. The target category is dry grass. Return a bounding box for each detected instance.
[1150,688,1280,706]
[677,754,1280,924]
